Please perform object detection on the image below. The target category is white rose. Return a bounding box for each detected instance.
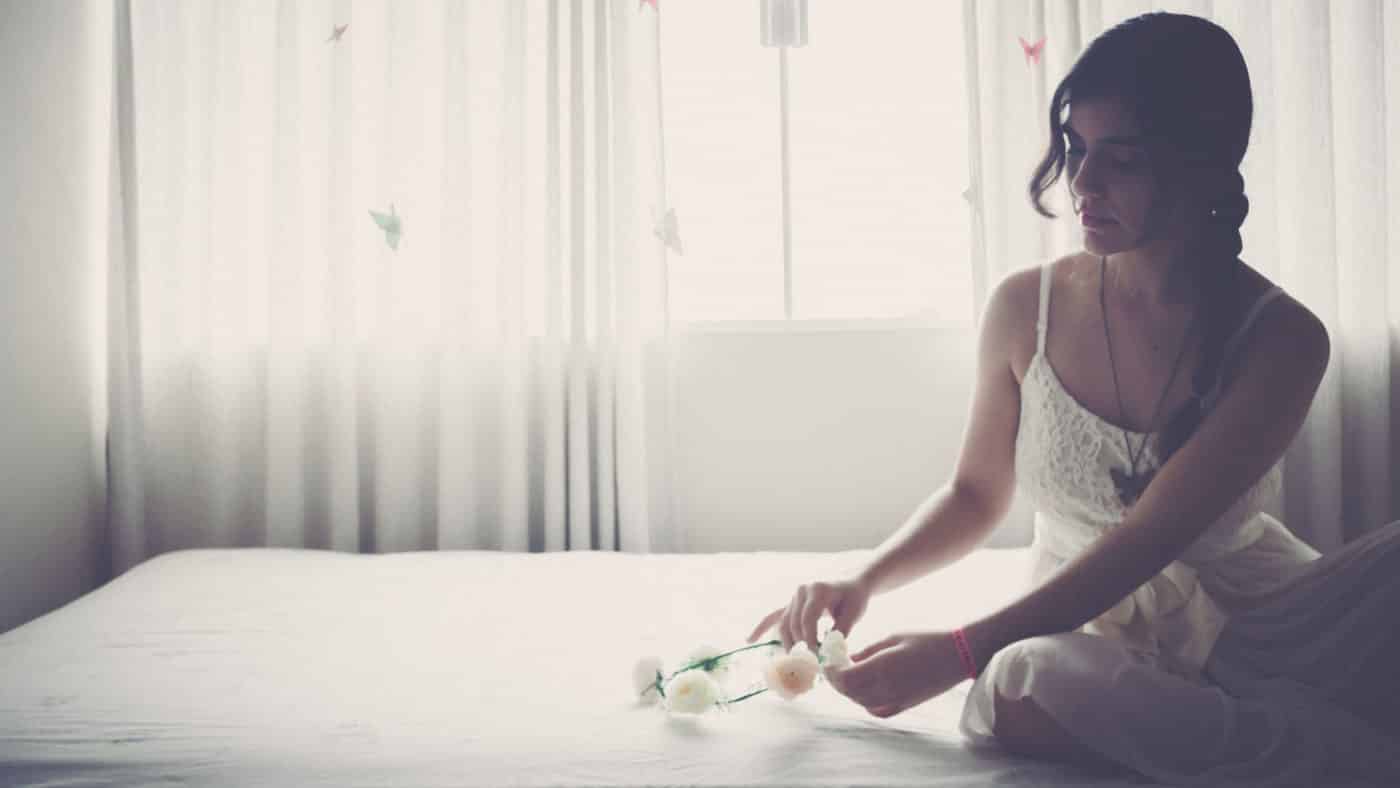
[789,641,818,665]
[762,642,820,700]
[664,669,723,715]
[819,630,851,669]
[632,656,665,704]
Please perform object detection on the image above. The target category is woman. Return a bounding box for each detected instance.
[747,12,1400,786]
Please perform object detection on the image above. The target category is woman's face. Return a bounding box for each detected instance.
[1063,98,1193,254]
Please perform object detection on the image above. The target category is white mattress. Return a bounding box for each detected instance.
[0,547,1161,787]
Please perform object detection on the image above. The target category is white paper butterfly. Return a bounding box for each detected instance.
[327,23,349,43]
[369,204,402,251]
[652,206,683,255]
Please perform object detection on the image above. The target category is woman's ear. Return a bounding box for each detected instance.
[1142,178,1192,241]
[1162,165,1219,232]
[1186,165,1233,207]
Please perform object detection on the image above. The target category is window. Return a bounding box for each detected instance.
[661,1,974,325]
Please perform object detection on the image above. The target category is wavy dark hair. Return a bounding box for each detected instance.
[1027,11,1254,463]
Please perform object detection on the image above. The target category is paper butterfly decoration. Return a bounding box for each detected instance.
[1018,36,1045,66]
[327,23,349,43]
[369,204,403,251]
[639,0,658,10]
[652,206,683,255]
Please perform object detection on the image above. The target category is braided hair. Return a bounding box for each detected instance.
[1027,12,1254,464]
[1158,169,1249,460]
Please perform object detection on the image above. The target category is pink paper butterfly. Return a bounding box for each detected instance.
[1019,35,1045,66]
[639,0,658,10]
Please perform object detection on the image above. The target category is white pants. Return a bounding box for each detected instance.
[959,520,1400,787]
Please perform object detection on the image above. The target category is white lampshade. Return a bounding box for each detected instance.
[760,0,808,48]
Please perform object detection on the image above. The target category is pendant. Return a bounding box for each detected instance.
[1110,467,1153,507]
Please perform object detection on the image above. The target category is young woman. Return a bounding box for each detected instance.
[747,12,1400,785]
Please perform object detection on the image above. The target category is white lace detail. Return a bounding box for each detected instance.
[1014,261,1283,546]
[1015,350,1281,544]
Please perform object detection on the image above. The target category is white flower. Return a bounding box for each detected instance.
[684,644,733,684]
[664,669,723,715]
[762,642,820,700]
[819,630,852,669]
[632,656,665,705]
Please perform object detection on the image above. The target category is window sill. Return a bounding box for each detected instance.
[670,312,974,336]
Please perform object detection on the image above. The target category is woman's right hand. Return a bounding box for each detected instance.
[746,576,873,653]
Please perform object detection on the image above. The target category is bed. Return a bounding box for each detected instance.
[0,546,1183,787]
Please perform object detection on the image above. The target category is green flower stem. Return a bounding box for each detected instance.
[651,639,786,699]
[721,686,770,706]
[661,639,783,684]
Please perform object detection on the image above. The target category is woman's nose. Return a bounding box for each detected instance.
[1070,159,1106,200]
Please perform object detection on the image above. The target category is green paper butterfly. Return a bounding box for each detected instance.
[369,204,402,251]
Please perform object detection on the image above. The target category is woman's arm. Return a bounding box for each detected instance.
[856,267,1037,596]
[961,297,1330,672]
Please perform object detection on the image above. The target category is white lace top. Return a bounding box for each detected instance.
[1014,259,1301,683]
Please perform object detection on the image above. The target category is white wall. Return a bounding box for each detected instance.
[666,321,1035,554]
[0,0,110,635]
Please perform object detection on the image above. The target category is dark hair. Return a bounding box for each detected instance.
[1027,12,1253,463]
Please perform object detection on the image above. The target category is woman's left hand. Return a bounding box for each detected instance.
[822,630,970,718]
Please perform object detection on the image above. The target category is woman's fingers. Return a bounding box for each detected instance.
[779,586,807,651]
[748,607,784,643]
[750,581,844,651]
[796,584,823,651]
[826,661,889,711]
[850,634,901,662]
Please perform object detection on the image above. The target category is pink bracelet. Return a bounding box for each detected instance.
[952,627,979,680]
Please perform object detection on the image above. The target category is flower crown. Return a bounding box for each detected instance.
[631,623,853,716]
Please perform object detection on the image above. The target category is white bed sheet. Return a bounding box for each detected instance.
[0,547,1163,787]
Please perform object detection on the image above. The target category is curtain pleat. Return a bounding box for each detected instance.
[107,0,148,573]
[1327,0,1392,542]
[107,0,674,578]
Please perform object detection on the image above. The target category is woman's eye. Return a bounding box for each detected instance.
[1066,147,1137,170]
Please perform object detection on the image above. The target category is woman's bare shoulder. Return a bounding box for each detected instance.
[1235,263,1317,332]
[984,253,1096,323]
[987,254,1084,382]
[1236,261,1276,300]
[1225,262,1329,385]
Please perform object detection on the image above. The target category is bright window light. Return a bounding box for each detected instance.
[661,1,974,325]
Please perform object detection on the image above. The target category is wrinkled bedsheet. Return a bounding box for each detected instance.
[1,546,1177,787]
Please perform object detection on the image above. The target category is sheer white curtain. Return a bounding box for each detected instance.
[107,0,679,578]
[963,0,1399,551]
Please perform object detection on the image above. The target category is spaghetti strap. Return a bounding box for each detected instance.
[1221,285,1285,362]
[1036,261,1052,355]
[1201,285,1287,409]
